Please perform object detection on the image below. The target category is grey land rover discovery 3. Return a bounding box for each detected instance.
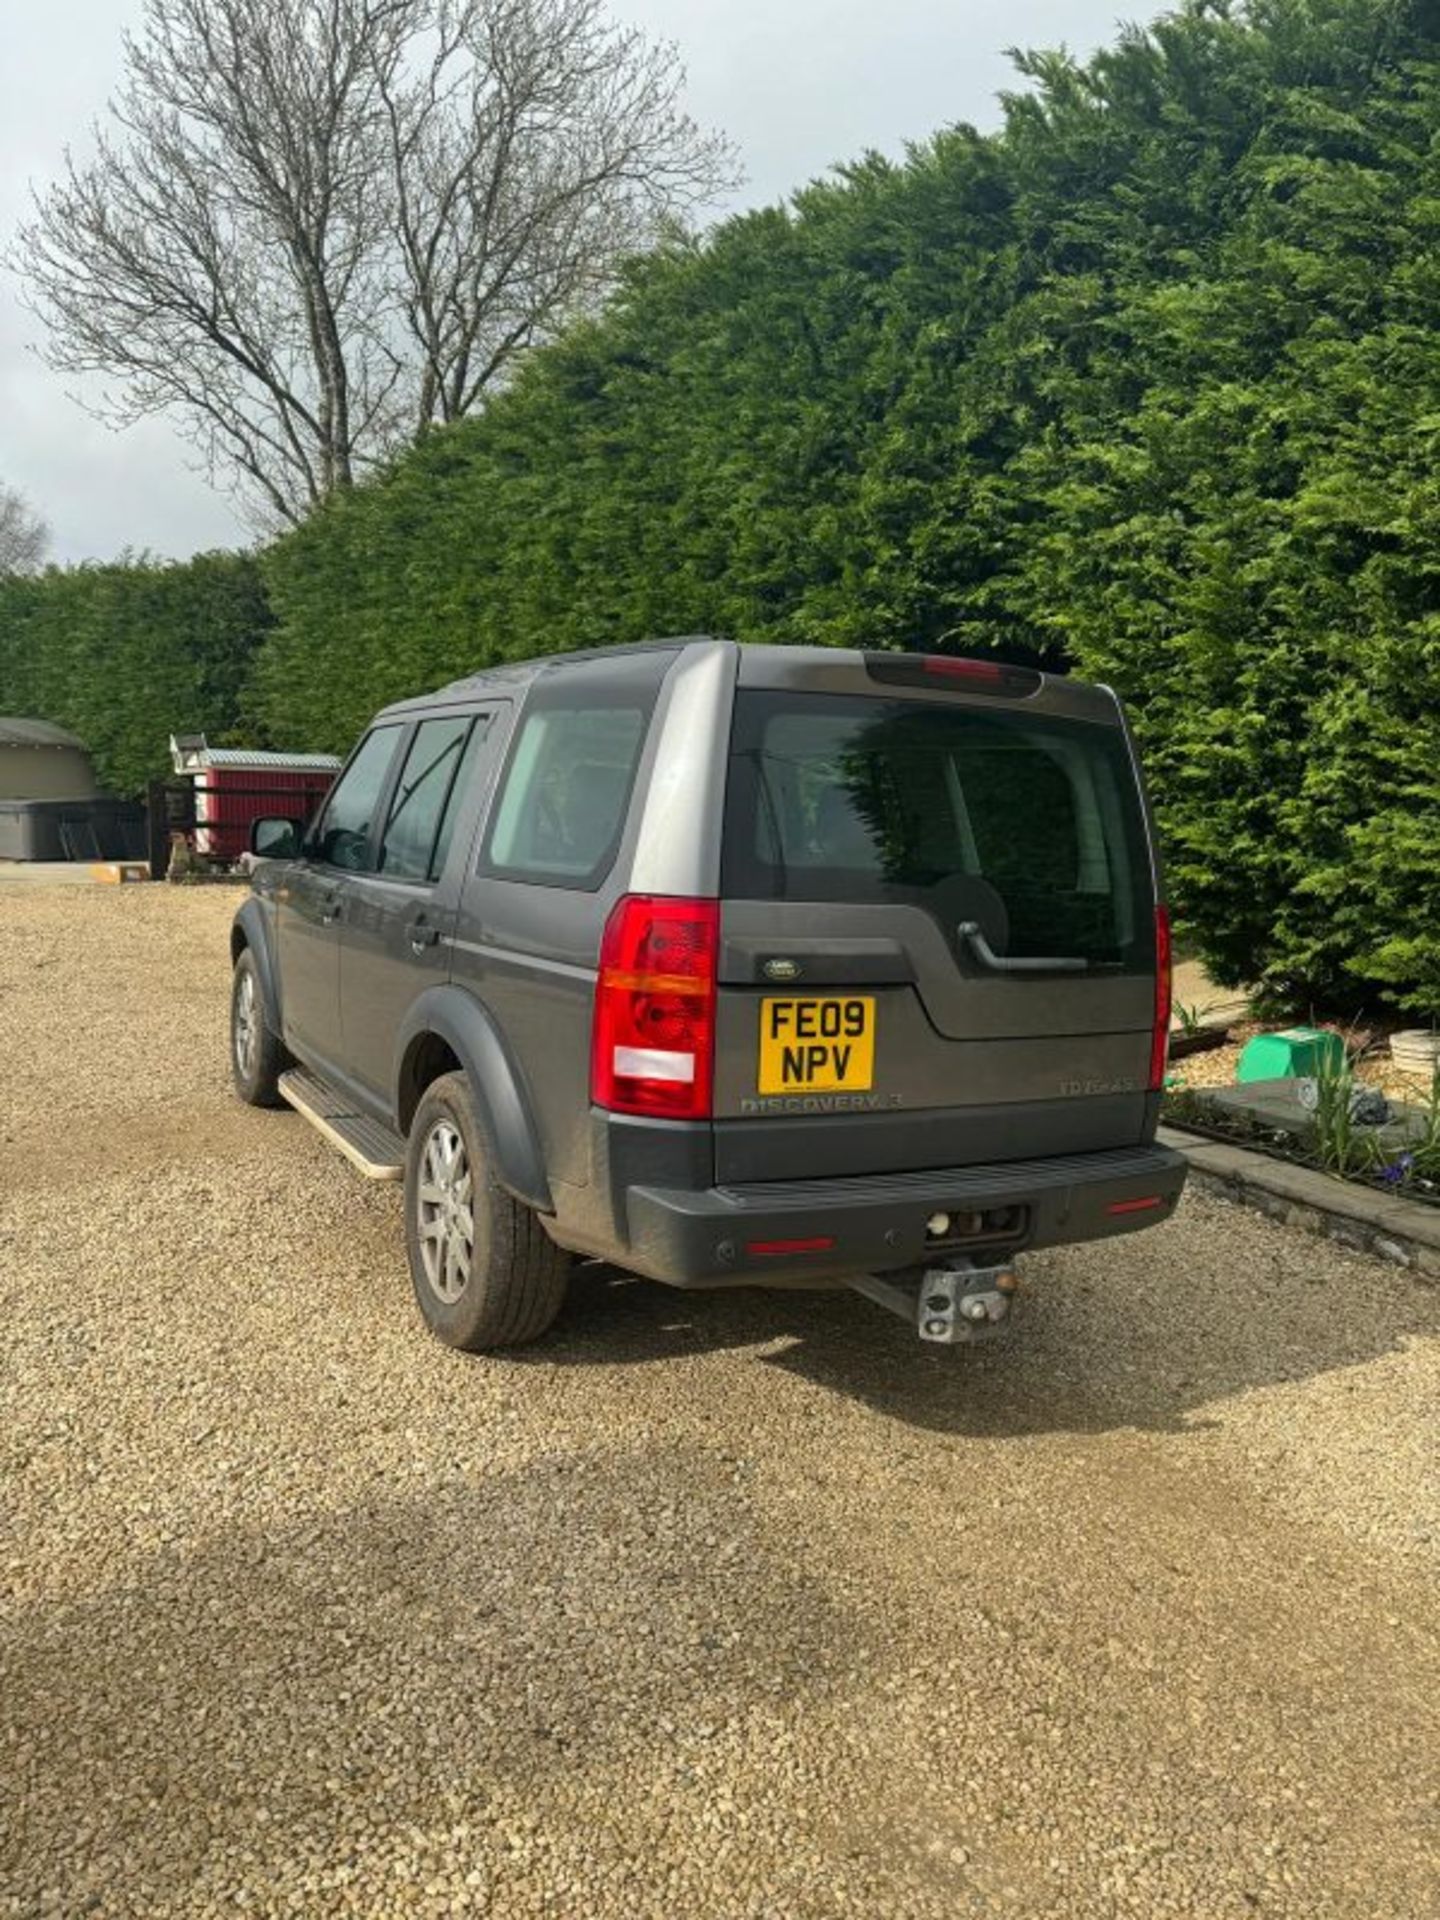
[231,640,1186,1352]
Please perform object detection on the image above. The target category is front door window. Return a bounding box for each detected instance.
[312,725,403,871]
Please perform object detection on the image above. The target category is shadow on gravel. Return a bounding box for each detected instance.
[3,1445,883,1914]
[521,1212,1440,1439]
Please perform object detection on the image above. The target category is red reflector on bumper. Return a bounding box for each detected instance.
[745,1237,837,1257]
[1106,1195,1165,1215]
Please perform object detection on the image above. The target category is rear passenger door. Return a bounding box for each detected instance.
[339,710,499,1110]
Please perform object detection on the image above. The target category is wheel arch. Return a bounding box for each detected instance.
[395,985,553,1214]
[231,897,281,1032]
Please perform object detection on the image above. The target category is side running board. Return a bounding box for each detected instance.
[279,1068,405,1181]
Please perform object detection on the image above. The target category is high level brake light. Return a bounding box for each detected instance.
[863,651,1043,698]
[1149,904,1173,1091]
[591,895,719,1121]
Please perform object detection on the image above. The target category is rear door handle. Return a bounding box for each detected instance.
[408,919,441,955]
[319,894,342,926]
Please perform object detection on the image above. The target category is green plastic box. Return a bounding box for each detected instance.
[1236,1027,1344,1084]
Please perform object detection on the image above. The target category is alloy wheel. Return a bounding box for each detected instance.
[233,968,257,1080]
[416,1120,474,1304]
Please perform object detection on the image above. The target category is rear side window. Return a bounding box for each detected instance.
[429,721,490,880]
[723,692,1152,968]
[480,654,671,887]
[379,714,486,882]
[312,724,403,871]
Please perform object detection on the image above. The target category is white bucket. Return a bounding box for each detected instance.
[1389,1029,1440,1072]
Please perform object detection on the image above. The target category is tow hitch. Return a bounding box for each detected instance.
[847,1257,1020,1345]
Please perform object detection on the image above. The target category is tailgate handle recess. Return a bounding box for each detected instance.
[720,936,913,986]
[958,921,1089,976]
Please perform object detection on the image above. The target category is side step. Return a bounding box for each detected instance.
[279,1068,406,1181]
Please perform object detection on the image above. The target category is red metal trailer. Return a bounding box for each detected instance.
[169,735,341,864]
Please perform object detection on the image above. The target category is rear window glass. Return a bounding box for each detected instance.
[480,653,671,887]
[723,691,1152,968]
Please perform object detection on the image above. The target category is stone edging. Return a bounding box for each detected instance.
[1158,1125,1440,1280]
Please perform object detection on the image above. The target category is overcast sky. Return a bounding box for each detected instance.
[1,1,1127,565]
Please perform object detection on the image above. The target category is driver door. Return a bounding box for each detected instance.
[275,723,403,1074]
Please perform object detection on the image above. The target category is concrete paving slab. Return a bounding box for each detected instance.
[1160,1123,1440,1271]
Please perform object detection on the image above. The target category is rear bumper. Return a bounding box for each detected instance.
[619,1142,1188,1288]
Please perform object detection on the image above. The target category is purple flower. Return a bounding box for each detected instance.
[1379,1153,1415,1187]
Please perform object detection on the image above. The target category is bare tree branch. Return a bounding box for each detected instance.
[11,0,738,528]
[0,484,50,575]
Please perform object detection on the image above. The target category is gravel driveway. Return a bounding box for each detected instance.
[2,886,1438,1919]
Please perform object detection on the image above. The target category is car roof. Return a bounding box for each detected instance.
[373,637,1113,726]
[373,636,725,720]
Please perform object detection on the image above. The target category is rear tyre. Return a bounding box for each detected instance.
[404,1071,569,1351]
[230,948,289,1107]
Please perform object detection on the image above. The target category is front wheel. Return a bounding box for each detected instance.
[230,948,288,1107]
[404,1072,569,1351]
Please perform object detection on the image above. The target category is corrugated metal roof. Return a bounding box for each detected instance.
[192,747,342,770]
[170,733,341,773]
[0,716,89,751]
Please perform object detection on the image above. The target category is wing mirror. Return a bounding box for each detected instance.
[250,816,304,860]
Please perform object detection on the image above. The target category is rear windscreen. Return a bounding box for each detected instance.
[722,691,1154,969]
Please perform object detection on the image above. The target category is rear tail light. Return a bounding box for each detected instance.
[864,651,1043,698]
[591,895,719,1120]
[1149,904,1172,1091]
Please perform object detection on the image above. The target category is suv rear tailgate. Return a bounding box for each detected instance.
[711,660,1161,1183]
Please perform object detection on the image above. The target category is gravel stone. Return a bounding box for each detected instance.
[2,887,1438,1919]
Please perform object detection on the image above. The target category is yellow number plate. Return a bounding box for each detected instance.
[758,997,876,1096]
